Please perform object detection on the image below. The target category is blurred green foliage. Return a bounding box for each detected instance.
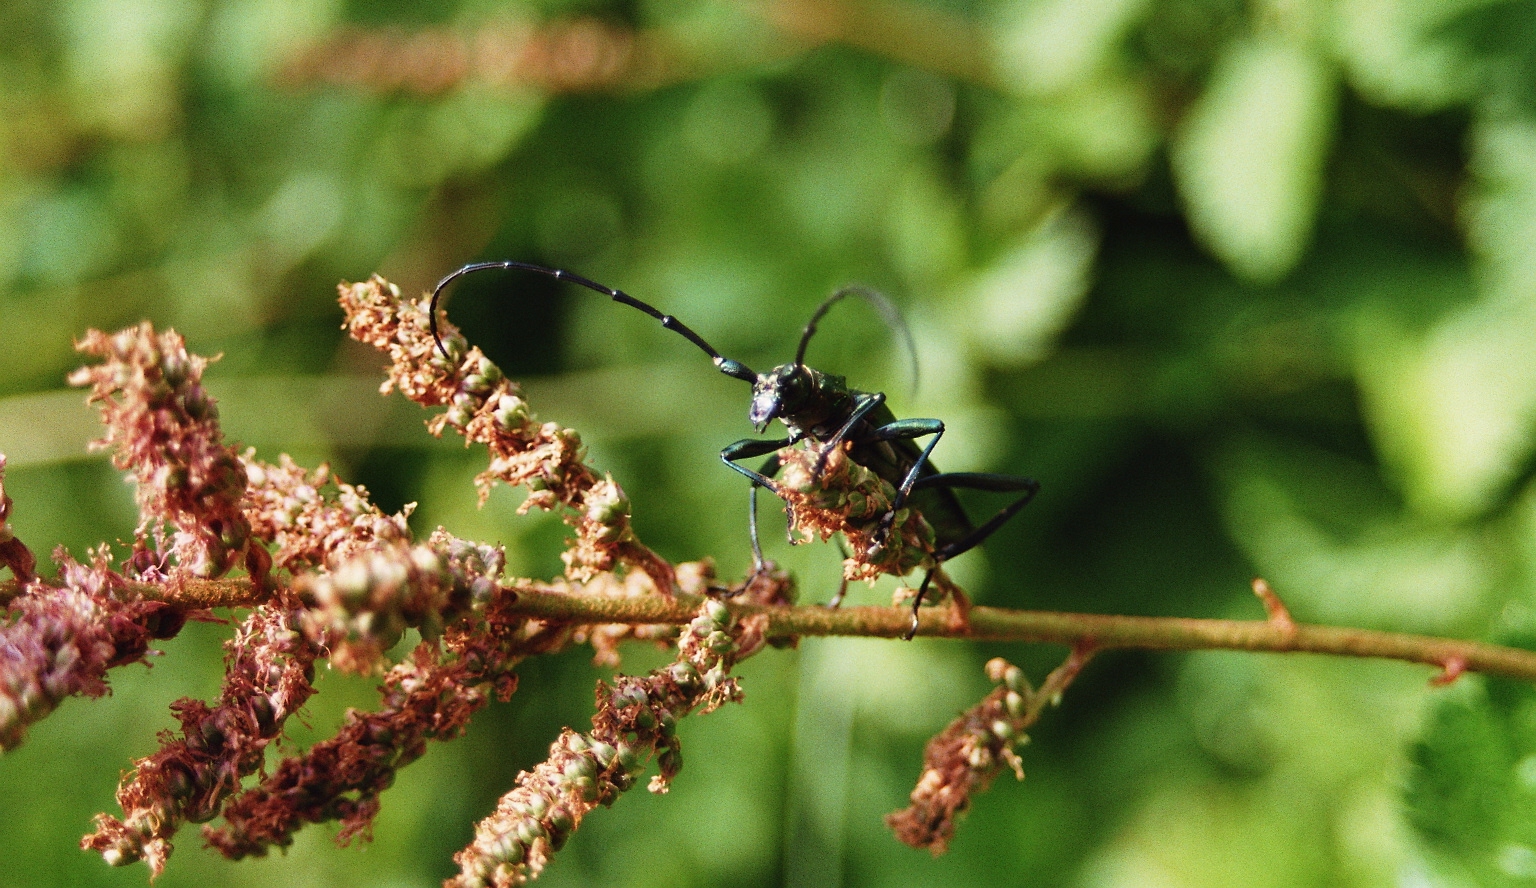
[3,0,1536,885]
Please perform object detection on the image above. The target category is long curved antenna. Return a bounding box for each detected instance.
[429,261,758,382]
[794,284,920,395]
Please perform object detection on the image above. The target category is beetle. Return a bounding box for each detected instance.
[430,261,1038,638]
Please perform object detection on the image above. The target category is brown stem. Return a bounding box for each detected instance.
[5,578,1533,683]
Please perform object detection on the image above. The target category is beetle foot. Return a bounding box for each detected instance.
[827,576,850,609]
[866,512,898,557]
[810,441,843,478]
[902,604,920,641]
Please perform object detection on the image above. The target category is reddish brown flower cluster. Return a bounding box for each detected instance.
[449,587,777,888]
[297,531,466,673]
[886,651,1092,853]
[775,444,939,582]
[0,546,181,751]
[82,604,319,875]
[239,451,412,573]
[205,572,548,859]
[69,323,268,586]
[0,454,36,581]
[279,17,659,96]
[58,318,524,876]
[339,276,673,594]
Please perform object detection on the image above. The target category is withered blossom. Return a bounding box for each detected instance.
[776,444,940,582]
[206,590,556,859]
[448,593,772,888]
[69,323,266,586]
[338,276,673,593]
[0,547,182,751]
[297,529,503,673]
[201,464,514,858]
[82,604,319,875]
[886,652,1091,853]
[279,17,660,96]
[0,454,36,582]
[239,451,413,574]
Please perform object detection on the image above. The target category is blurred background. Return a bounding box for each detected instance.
[3,0,1536,885]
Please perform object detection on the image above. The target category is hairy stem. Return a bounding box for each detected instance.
[5,578,1533,683]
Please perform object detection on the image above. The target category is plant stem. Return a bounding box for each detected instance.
[4,577,1533,682]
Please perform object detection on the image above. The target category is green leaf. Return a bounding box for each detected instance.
[1406,675,1536,885]
[1171,34,1336,283]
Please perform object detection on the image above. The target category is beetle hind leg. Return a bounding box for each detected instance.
[901,568,973,640]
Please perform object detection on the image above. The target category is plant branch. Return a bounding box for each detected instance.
[6,577,1533,683]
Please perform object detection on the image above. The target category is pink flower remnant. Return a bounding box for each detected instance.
[69,323,266,585]
[296,529,503,674]
[448,595,768,888]
[205,583,548,861]
[239,451,413,575]
[203,454,514,861]
[81,604,319,876]
[0,547,183,751]
[884,658,1042,855]
[774,444,939,583]
[337,275,673,594]
[0,454,36,581]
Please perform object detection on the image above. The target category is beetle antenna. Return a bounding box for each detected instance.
[794,285,919,395]
[429,261,758,382]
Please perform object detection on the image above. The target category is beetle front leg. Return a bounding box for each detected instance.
[722,437,793,571]
[861,417,946,552]
[747,454,784,569]
[813,391,886,477]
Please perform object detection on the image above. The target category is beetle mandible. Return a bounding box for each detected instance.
[430,261,1039,639]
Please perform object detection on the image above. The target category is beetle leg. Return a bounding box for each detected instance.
[902,568,938,640]
[722,438,794,573]
[812,392,887,477]
[911,471,1040,560]
[827,537,852,608]
[721,437,793,490]
[859,417,946,552]
[747,453,785,569]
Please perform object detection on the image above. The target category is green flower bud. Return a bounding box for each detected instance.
[704,598,731,629]
[615,743,642,772]
[563,756,597,783]
[546,805,575,849]
[487,833,525,866]
[515,818,547,845]
[668,662,699,689]
[522,793,551,819]
[588,740,618,768]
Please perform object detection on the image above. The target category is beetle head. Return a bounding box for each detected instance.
[749,364,815,432]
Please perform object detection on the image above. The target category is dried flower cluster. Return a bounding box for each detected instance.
[205,554,543,860]
[0,455,35,581]
[69,323,268,586]
[280,17,657,95]
[775,444,947,586]
[239,452,412,573]
[0,547,181,751]
[82,604,319,874]
[886,649,1092,853]
[339,275,673,593]
[450,590,773,888]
